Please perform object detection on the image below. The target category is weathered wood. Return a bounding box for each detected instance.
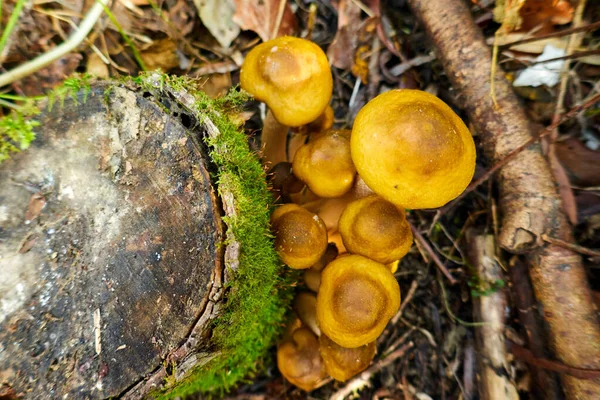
[0,85,225,398]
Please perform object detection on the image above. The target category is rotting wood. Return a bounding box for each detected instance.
[466,231,518,400]
[0,84,226,399]
[405,0,600,398]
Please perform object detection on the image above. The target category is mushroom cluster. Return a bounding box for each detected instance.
[241,36,476,391]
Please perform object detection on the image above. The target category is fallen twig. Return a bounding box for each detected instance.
[329,341,414,400]
[409,221,457,285]
[508,341,600,380]
[498,20,600,50]
[541,234,600,258]
[0,0,109,87]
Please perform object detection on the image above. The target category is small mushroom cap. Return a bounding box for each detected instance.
[240,36,333,127]
[317,254,401,348]
[319,334,376,381]
[293,129,356,198]
[294,292,320,336]
[339,195,413,264]
[271,204,328,269]
[351,89,476,209]
[277,327,328,391]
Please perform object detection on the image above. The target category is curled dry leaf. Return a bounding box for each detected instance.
[194,0,240,48]
[140,39,181,72]
[327,0,362,69]
[25,193,46,223]
[232,0,298,42]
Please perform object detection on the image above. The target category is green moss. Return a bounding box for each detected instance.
[135,74,292,398]
[0,73,92,163]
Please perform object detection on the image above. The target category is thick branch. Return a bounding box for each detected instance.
[405,0,600,398]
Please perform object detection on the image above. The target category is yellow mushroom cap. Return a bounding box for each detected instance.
[351,89,476,209]
[271,204,328,269]
[240,36,333,127]
[277,327,328,391]
[319,334,376,381]
[317,254,401,348]
[338,195,413,264]
[293,129,356,198]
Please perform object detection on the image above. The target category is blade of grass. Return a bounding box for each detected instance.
[100,3,147,71]
[0,0,27,61]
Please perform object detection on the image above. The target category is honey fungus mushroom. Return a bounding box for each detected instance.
[293,129,357,198]
[317,254,401,348]
[240,36,333,127]
[351,89,476,209]
[277,327,328,391]
[339,195,413,264]
[271,204,328,269]
[319,334,376,381]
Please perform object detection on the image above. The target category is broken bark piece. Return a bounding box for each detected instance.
[0,75,288,399]
[466,231,518,400]
[405,0,600,398]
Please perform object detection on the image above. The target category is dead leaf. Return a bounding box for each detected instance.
[194,0,240,48]
[169,0,197,37]
[25,192,46,222]
[87,52,110,78]
[549,144,577,224]
[327,0,362,69]
[232,0,298,42]
[200,73,232,99]
[140,38,181,71]
[555,138,600,187]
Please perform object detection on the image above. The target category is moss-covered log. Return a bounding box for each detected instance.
[0,75,289,399]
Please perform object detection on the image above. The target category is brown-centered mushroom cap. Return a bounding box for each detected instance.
[339,195,413,264]
[317,254,400,348]
[240,36,333,127]
[319,334,376,381]
[271,204,328,269]
[293,129,356,198]
[351,89,476,209]
[277,327,328,391]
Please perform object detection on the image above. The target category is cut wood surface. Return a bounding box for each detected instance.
[0,84,224,398]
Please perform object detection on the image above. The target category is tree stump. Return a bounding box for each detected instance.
[0,76,287,399]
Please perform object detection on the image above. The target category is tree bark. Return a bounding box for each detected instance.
[0,83,225,398]
[405,0,600,398]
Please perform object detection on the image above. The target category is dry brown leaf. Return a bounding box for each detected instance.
[25,193,46,222]
[555,138,600,187]
[199,73,232,99]
[194,0,240,48]
[549,144,578,224]
[232,0,298,42]
[87,52,110,78]
[140,39,181,72]
[327,0,362,69]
